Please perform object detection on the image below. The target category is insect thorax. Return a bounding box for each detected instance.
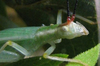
[34,25,62,44]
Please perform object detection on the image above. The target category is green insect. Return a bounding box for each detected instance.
[0,0,89,65]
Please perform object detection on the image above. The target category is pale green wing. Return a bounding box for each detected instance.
[0,27,40,42]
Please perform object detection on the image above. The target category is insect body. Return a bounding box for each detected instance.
[0,0,89,65]
[0,11,89,63]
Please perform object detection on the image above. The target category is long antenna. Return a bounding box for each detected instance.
[71,0,78,21]
[73,0,78,15]
[67,0,70,17]
[66,0,71,25]
[59,0,78,26]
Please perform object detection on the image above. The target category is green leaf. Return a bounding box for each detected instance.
[51,54,69,58]
[66,44,99,66]
[6,54,68,66]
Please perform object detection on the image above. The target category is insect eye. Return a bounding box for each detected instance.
[62,26,69,32]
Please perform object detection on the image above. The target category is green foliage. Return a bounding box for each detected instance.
[66,44,99,66]
[6,54,68,66]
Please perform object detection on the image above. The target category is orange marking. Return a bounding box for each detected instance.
[66,16,71,25]
[71,14,75,21]
[59,16,71,27]
[59,15,75,27]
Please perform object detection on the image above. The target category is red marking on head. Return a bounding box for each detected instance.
[66,16,71,25]
[59,15,75,27]
[65,14,75,25]
[71,14,75,21]
[59,16,71,27]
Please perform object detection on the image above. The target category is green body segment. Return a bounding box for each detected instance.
[35,24,59,44]
[0,25,60,62]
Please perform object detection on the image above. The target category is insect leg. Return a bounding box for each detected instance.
[57,10,62,24]
[0,50,24,62]
[43,43,88,66]
[0,40,31,56]
[46,56,88,66]
[43,44,56,58]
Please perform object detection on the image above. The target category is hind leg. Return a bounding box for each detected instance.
[0,41,31,62]
[0,50,24,62]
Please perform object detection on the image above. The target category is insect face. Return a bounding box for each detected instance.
[75,21,89,35]
[58,21,89,39]
[57,0,89,39]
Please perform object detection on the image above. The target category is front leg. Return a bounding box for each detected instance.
[43,44,56,58]
[43,43,88,66]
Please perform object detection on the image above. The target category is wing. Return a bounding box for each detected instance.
[0,27,40,42]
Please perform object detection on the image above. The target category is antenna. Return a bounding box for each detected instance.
[59,0,78,26]
[67,0,70,17]
[71,0,78,21]
[73,0,78,15]
[66,0,71,24]
[66,0,78,24]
